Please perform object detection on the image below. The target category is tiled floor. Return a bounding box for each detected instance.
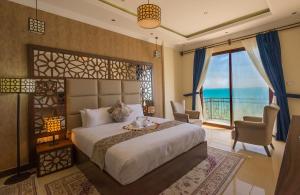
[204,125,285,195]
[0,125,285,195]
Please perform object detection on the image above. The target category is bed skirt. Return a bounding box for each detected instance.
[74,141,208,195]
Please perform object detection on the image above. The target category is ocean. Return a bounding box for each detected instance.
[202,87,269,122]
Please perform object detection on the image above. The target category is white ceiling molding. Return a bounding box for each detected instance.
[8,0,300,48]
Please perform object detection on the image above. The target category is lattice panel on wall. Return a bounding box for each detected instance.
[29,45,152,100]
[28,45,153,139]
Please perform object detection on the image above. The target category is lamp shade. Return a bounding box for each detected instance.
[137,3,161,29]
[0,78,35,93]
[44,117,61,133]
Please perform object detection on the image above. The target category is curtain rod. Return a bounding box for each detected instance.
[181,21,300,56]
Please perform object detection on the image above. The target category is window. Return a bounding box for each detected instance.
[202,48,270,127]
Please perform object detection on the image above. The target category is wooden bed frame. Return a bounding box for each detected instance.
[65,78,208,194]
[74,141,208,195]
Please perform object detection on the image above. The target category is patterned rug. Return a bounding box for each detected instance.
[160,147,245,195]
[45,147,245,195]
[0,175,38,195]
[45,172,100,195]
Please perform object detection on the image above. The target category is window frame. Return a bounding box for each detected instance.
[201,47,273,129]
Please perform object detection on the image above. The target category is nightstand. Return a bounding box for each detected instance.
[36,139,73,177]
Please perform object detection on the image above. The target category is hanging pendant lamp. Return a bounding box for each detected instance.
[137,0,161,29]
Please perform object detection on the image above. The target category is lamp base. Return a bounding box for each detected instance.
[4,172,32,185]
[49,141,59,146]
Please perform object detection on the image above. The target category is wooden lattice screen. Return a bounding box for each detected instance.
[27,44,153,164]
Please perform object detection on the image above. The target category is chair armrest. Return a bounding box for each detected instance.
[243,116,263,122]
[235,120,266,130]
[174,113,189,123]
[185,110,200,119]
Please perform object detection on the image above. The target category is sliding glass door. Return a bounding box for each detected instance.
[231,51,269,121]
[202,53,231,126]
[202,48,270,127]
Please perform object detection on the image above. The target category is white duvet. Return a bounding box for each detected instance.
[71,117,206,185]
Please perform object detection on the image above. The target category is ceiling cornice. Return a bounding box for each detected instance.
[98,0,271,38]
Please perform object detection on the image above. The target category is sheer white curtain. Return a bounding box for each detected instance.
[242,38,274,92]
[195,48,214,120]
[242,38,277,134]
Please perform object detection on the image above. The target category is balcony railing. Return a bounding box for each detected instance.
[203,98,269,123]
[203,98,230,122]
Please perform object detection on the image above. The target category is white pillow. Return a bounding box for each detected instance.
[80,110,87,127]
[84,107,113,128]
[127,104,144,122]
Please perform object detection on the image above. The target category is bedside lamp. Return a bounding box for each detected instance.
[44,116,61,145]
[0,78,35,185]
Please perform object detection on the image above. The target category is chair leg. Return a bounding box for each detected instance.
[232,139,237,150]
[270,143,275,150]
[264,146,271,157]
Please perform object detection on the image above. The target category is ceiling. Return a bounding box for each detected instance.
[9,0,300,48]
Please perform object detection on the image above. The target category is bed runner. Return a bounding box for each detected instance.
[91,120,183,169]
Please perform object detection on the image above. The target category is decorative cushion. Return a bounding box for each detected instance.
[127,104,144,122]
[108,100,132,122]
[84,107,112,127]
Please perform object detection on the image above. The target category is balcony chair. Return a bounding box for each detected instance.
[170,100,202,125]
[232,104,280,157]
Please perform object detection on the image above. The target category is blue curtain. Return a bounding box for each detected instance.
[192,48,206,110]
[256,31,290,141]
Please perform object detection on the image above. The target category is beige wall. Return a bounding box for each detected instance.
[279,27,300,116]
[163,46,183,119]
[0,1,163,172]
[181,28,300,116]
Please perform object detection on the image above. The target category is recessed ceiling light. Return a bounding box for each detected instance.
[291,11,297,15]
[111,19,116,22]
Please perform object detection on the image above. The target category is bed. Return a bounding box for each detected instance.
[66,79,207,193]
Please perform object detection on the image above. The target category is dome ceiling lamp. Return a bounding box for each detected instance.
[137,0,161,29]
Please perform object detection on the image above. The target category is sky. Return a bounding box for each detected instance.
[203,51,268,89]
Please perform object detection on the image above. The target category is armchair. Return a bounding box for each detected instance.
[232,105,280,157]
[170,100,202,125]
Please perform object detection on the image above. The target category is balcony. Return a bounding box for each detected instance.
[203,97,269,126]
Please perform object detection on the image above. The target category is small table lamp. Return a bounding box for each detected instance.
[0,78,35,185]
[44,117,61,145]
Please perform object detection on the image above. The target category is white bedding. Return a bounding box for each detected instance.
[71,117,206,185]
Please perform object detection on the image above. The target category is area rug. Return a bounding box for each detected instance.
[45,172,100,195]
[0,175,38,195]
[45,147,245,195]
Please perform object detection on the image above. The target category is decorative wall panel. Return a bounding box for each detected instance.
[28,45,153,160]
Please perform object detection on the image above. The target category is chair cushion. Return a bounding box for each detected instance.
[189,119,202,126]
[173,101,185,113]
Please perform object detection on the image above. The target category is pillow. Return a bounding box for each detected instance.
[108,100,132,122]
[84,107,112,128]
[127,104,144,122]
[80,110,87,127]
